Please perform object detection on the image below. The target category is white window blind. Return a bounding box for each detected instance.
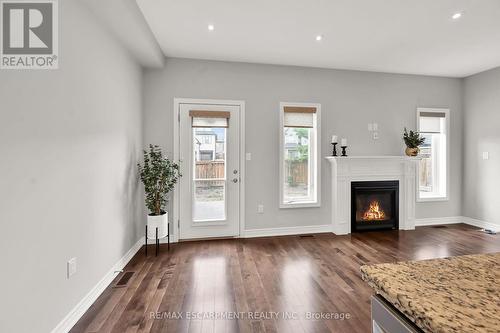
[283,106,316,128]
[419,112,445,133]
[190,110,230,128]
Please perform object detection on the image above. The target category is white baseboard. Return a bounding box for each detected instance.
[461,216,499,231]
[415,216,499,232]
[415,216,462,226]
[51,237,144,333]
[242,217,498,237]
[242,224,333,238]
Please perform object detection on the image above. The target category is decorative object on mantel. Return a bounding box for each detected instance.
[403,128,425,157]
[341,138,348,156]
[138,144,181,256]
[331,135,338,156]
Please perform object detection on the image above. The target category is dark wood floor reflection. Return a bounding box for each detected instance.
[71,224,500,333]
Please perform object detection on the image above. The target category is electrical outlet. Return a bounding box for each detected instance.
[482,152,489,160]
[246,153,252,161]
[67,257,77,278]
[257,204,264,214]
[373,132,379,140]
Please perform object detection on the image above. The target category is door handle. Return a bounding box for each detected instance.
[232,178,238,183]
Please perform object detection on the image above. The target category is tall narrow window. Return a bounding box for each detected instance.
[417,108,449,201]
[280,103,321,208]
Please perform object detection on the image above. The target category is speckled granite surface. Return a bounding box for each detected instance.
[361,253,500,333]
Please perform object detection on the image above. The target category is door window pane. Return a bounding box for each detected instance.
[193,128,226,221]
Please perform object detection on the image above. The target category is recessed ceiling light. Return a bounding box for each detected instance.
[316,35,323,41]
[208,24,215,31]
[452,12,462,20]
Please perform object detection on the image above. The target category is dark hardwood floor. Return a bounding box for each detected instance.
[71,224,500,333]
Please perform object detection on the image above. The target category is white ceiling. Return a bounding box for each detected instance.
[136,0,500,78]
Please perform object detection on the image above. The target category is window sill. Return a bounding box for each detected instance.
[417,196,449,203]
[192,220,228,226]
[280,202,321,209]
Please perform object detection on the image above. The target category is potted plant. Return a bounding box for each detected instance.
[403,128,425,156]
[138,145,181,240]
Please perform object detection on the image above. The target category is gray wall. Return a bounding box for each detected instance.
[463,67,500,227]
[143,58,464,231]
[0,1,143,332]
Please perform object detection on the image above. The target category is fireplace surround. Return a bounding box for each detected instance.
[351,180,399,232]
[326,156,419,235]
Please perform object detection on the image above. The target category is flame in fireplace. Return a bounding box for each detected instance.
[362,201,386,221]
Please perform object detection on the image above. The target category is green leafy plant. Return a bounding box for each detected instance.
[403,128,425,148]
[285,128,310,163]
[138,145,181,216]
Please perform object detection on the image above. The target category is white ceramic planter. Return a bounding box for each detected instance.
[147,212,168,239]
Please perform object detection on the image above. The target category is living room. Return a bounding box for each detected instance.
[1,1,499,332]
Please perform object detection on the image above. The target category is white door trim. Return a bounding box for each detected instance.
[173,98,245,242]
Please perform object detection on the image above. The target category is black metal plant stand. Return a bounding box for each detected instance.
[145,223,170,256]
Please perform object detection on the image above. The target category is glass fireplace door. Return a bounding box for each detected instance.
[351,181,399,232]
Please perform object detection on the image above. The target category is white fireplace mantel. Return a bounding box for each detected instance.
[325,156,420,235]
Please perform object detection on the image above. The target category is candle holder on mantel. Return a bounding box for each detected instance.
[341,146,348,157]
[331,143,338,156]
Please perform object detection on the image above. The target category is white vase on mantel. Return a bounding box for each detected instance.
[147,212,168,239]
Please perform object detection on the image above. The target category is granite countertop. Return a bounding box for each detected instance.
[361,253,500,333]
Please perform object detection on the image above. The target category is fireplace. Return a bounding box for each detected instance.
[351,181,399,232]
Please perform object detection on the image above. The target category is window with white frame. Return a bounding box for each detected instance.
[280,103,320,207]
[417,108,449,200]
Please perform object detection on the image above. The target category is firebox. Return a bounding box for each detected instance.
[351,181,399,232]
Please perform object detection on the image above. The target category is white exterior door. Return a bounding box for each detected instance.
[178,102,241,239]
